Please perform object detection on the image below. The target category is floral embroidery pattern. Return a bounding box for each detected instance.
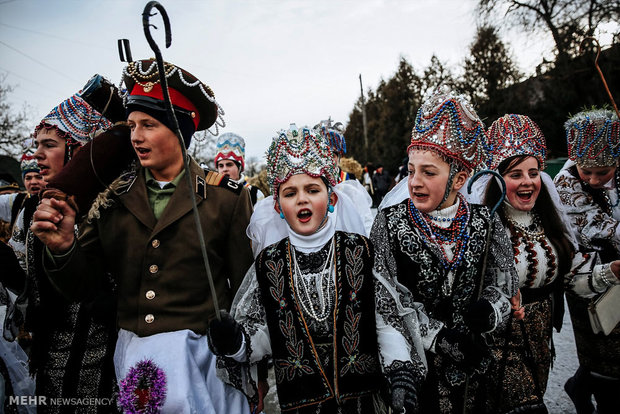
[340,245,375,376]
[274,311,314,383]
[265,259,287,315]
[554,168,620,251]
[340,306,375,376]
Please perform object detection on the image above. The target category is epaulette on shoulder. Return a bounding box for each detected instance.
[197,169,243,196]
[112,168,139,196]
[87,167,137,223]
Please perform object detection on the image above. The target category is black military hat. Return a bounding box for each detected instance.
[121,58,220,132]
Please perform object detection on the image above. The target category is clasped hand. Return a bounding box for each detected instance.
[31,197,76,254]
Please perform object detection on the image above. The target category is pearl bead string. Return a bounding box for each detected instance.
[291,239,335,323]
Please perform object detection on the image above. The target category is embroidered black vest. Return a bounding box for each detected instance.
[384,200,490,330]
[255,231,381,410]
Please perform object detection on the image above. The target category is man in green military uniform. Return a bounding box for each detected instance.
[32,59,254,413]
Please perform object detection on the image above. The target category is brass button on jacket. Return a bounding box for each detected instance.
[149,264,158,274]
[151,239,160,248]
[146,290,156,300]
[145,314,155,323]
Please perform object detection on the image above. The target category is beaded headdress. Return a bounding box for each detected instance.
[408,90,487,172]
[315,118,346,155]
[565,109,620,168]
[20,152,39,177]
[214,133,246,172]
[487,114,547,171]
[120,59,224,135]
[266,124,338,196]
[34,93,112,145]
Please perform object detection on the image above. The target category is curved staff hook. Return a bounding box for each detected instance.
[462,169,507,413]
[142,1,221,320]
[580,36,620,120]
[467,169,506,216]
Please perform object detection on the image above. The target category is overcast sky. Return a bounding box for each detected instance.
[1,0,609,161]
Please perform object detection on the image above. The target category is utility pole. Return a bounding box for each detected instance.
[359,74,369,162]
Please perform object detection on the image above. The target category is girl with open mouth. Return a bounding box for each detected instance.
[371,90,517,413]
[208,124,426,414]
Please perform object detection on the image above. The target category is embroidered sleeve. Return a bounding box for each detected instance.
[567,251,620,298]
[554,170,620,251]
[482,212,517,330]
[230,264,271,363]
[216,264,267,405]
[371,211,428,373]
[371,209,444,350]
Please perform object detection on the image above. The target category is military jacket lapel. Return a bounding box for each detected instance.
[118,170,157,230]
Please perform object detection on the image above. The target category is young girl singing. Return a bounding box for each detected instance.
[482,114,574,412]
[209,124,426,413]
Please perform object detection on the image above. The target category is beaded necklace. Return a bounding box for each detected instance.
[407,193,470,272]
[291,239,335,323]
[506,212,557,287]
[602,169,620,210]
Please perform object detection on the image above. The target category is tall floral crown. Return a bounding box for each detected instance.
[315,118,346,155]
[408,90,487,172]
[34,93,112,145]
[215,133,246,171]
[487,114,547,170]
[266,124,338,195]
[565,109,620,168]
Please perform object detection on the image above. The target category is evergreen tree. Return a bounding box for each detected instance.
[460,26,522,106]
[421,55,456,97]
[346,58,422,172]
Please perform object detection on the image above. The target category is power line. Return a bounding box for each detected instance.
[0,39,78,83]
[0,65,66,96]
[0,22,114,51]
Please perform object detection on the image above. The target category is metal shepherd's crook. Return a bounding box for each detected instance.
[461,169,507,413]
[467,169,506,288]
[142,1,221,320]
[580,36,620,120]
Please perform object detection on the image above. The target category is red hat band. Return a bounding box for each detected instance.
[129,83,200,129]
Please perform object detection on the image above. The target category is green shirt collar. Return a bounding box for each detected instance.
[145,168,185,190]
